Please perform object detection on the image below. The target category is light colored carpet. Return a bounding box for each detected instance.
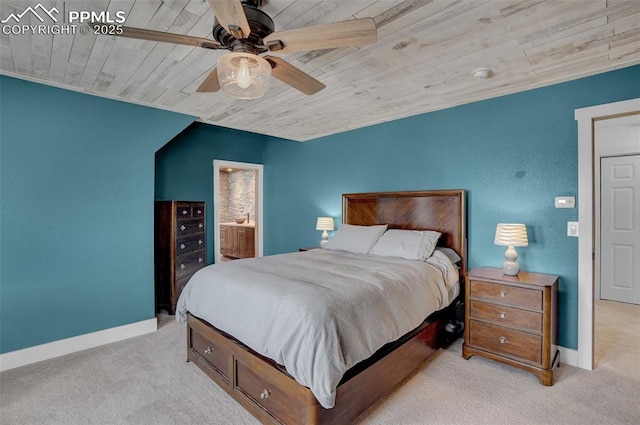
[594,299,640,382]
[1,302,638,425]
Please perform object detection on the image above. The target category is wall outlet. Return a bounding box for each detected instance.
[567,221,579,237]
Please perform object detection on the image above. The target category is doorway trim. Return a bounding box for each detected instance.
[213,160,264,263]
[575,97,640,370]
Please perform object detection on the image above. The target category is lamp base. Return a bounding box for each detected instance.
[320,230,329,248]
[502,260,520,276]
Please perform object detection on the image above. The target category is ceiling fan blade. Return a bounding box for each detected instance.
[208,0,251,39]
[264,18,376,54]
[197,68,221,92]
[264,56,325,95]
[91,23,223,49]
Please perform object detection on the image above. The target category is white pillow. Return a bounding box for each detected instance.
[323,224,388,254]
[370,229,441,261]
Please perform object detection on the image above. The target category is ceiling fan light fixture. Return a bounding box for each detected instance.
[217,52,271,99]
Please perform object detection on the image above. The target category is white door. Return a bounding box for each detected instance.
[600,155,640,304]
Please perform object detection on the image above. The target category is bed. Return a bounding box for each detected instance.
[177,190,466,424]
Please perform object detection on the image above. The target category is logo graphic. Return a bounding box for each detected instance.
[1,3,58,24]
[2,2,126,36]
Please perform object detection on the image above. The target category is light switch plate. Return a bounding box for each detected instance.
[567,221,579,237]
[556,196,575,208]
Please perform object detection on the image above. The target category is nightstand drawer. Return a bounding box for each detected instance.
[470,280,542,311]
[469,320,542,365]
[469,300,542,333]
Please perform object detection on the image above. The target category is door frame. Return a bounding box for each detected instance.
[575,98,640,370]
[213,160,264,263]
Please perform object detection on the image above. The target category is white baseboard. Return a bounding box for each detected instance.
[0,318,157,372]
[559,345,579,368]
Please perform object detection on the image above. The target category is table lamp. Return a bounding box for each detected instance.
[316,217,334,248]
[494,223,528,275]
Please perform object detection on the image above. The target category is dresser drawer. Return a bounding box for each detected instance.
[175,275,190,301]
[176,205,192,218]
[469,300,542,334]
[235,359,306,424]
[190,328,231,382]
[177,234,205,255]
[176,218,205,236]
[176,251,205,278]
[469,320,542,365]
[192,205,205,218]
[470,280,542,311]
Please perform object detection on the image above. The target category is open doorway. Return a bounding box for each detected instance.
[575,98,640,371]
[593,114,640,377]
[213,160,263,263]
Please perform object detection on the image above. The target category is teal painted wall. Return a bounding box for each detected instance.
[262,65,640,350]
[155,123,277,264]
[2,65,637,354]
[0,76,194,353]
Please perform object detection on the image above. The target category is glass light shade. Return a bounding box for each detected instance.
[494,223,528,247]
[217,52,271,99]
[316,217,334,231]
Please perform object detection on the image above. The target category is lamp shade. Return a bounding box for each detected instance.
[217,52,271,99]
[494,223,528,247]
[316,217,334,231]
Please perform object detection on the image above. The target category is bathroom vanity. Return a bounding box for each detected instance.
[220,222,255,259]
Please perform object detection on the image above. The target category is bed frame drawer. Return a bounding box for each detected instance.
[234,358,308,425]
[188,326,231,383]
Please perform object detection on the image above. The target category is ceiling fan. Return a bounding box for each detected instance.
[93,0,377,99]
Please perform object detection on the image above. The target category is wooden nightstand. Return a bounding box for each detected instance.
[462,267,559,385]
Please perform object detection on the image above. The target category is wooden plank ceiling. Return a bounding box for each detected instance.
[1,0,639,142]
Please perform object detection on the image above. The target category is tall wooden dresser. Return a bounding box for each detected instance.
[154,201,206,314]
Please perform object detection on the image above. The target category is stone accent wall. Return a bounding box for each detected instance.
[219,169,255,222]
[219,170,230,221]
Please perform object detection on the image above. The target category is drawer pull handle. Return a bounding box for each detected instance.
[499,312,507,319]
[260,389,271,399]
[198,239,203,245]
[180,225,186,231]
[204,347,214,354]
[499,291,507,297]
[499,336,507,344]
[182,210,188,215]
[180,244,185,249]
[180,264,186,270]
[199,223,203,228]
[197,210,202,214]
[198,257,203,263]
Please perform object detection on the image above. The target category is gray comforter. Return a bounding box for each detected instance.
[176,249,458,409]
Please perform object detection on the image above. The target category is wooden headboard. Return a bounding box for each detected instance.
[343,190,467,274]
